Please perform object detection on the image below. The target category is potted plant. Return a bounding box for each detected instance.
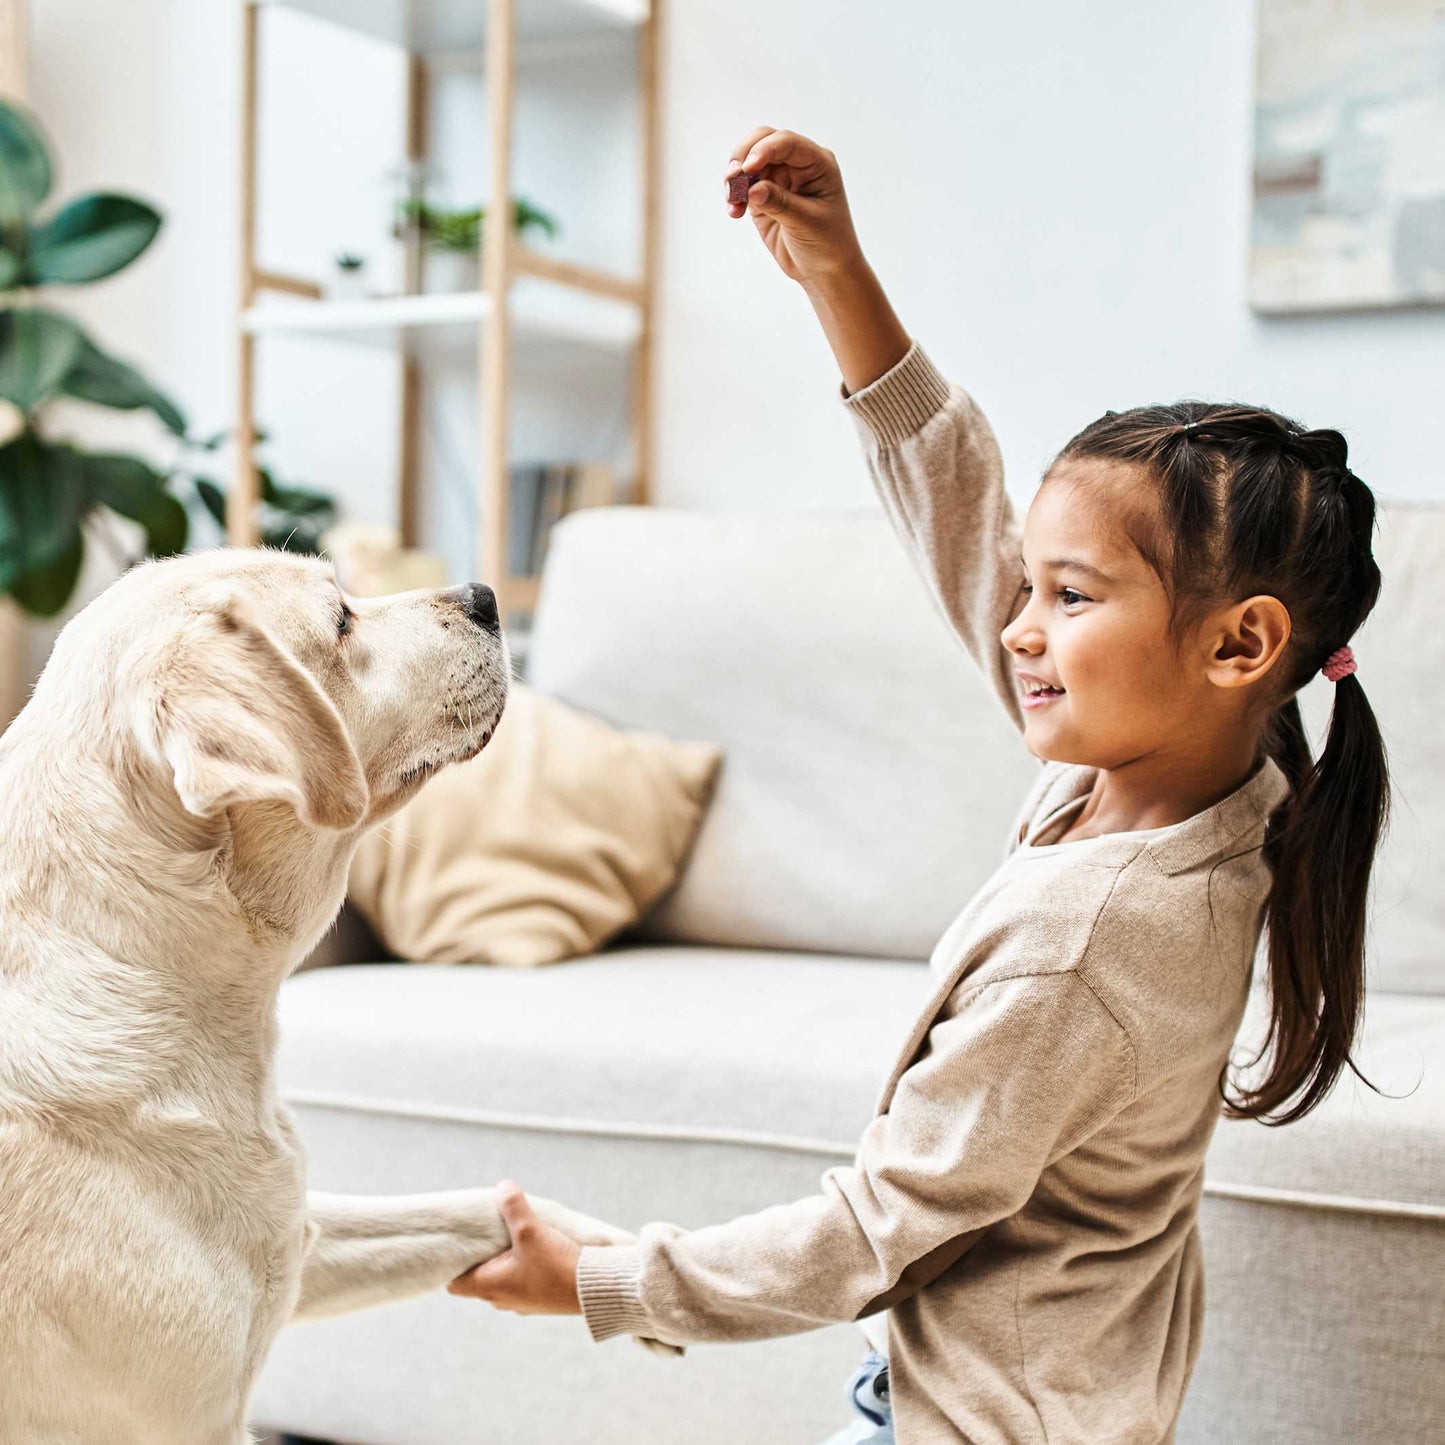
[332,251,368,301]
[395,197,560,293]
[180,430,337,556]
[0,97,339,649]
[0,98,189,620]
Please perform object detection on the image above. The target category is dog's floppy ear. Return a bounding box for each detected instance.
[143,590,369,830]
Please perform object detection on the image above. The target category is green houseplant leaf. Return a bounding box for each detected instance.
[260,468,334,518]
[261,514,329,554]
[27,193,162,285]
[193,476,228,529]
[0,460,19,592]
[400,197,560,253]
[61,334,188,436]
[0,307,87,412]
[513,197,559,243]
[0,101,53,228]
[187,468,335,554]
[0,434,86,584]
[9,536,83,617]
[267,484,335,517]
[82,451,188,557]
[0,104,210,619]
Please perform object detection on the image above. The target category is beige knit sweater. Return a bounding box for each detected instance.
[577,344,1291,1444]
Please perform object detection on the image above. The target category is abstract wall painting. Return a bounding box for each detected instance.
[1251,0,1445,313]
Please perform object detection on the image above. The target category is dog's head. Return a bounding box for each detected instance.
[45,547,508,836]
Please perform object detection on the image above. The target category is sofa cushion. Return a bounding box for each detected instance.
[276,952,1445,1219]
[276,948,932,1148]
[1208,984,1445,1211]
[527,508,1040,961]
[347,685,722,968]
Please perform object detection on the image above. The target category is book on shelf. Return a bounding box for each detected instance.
[507,461,618,579]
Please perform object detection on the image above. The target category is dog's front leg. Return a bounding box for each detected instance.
[293,1189,510,1321]
[292,1189,634,1323]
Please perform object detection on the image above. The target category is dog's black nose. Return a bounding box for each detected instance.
[460,583,500,634]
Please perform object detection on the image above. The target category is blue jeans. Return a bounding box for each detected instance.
[818,1351,893,1444]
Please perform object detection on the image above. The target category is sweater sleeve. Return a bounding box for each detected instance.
[841,342,1028,735]
[576,970,1135,1346]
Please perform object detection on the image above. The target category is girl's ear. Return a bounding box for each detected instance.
[1208,593,1292,689]
[140,591,369,831]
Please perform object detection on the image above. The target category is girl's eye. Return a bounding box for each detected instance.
[1019,584,1089,607]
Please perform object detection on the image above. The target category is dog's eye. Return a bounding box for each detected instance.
[337,605,354,638]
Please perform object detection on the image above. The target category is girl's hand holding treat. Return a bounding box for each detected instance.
[725,126,911,393]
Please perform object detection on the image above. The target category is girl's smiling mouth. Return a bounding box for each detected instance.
[1017,671,1066,708]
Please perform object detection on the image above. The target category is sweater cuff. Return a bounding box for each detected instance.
[577,1244,651,1343]
[841,340,952,447]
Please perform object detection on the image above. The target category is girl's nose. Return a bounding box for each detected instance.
[1001,599,1041,654]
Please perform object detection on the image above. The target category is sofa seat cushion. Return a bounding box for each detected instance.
[273,953,1445,1225]
[1205,987,1445,1213]
[276,948,933,1149]
[276,957,1445,1220]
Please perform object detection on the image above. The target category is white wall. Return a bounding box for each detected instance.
[654,0,1445,511]
[22,0,243,677]
[29,0,238,457]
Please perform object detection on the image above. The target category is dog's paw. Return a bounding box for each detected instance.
[532,1198,636,1249]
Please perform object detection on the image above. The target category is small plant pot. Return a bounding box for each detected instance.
[425,248,481,294]
[331,263,369,301]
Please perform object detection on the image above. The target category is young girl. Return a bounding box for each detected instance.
[448,127,1391,1444]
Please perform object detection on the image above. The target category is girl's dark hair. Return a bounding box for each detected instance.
[1053,402,1389,1125]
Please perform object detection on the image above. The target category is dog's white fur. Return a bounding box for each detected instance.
[0,550,639,1445]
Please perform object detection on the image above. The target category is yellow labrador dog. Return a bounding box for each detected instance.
[0,549,641,1445]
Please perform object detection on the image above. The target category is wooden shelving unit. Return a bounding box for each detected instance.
[243,284,643,352]
[231,0,661,618]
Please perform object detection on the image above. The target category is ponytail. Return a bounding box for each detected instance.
[1227,679,1390,1124]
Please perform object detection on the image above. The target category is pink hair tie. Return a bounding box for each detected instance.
[1321,645,1357,682]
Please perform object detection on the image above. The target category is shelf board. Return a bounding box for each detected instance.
[259,0,648,54]
[242,281,641,352]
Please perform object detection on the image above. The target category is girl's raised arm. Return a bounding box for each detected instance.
[727,128,1028,735]
[725,126,910,393]
[842,352,1028,736]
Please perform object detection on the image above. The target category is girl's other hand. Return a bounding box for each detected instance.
[725,127,866,292]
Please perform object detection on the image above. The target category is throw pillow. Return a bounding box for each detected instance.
[348,684,722,966]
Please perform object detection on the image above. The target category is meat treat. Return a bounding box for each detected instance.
[728,171,758,206]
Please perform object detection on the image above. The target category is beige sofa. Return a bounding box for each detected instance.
[252,505,1445,1445]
